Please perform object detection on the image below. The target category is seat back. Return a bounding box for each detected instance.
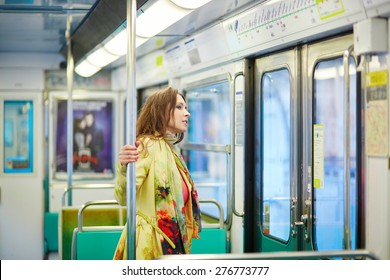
[60,200,125,260]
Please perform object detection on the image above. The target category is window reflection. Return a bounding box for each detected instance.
[261,69,291,242]
[184,81,230,220]
[313,57,357,250]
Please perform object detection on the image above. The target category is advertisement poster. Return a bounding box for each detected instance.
[55,99,114,179]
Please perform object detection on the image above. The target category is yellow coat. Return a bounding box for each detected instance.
[113,137,200,260]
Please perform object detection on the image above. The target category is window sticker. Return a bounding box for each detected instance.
[313,124,325,189]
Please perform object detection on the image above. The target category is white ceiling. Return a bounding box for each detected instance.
[0,0,262,61]
[0,0,95,53]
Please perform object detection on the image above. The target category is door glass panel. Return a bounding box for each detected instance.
[261,69,291,242]
[3,100,34,173]
[184,81,230,220]
[313,57,357,250]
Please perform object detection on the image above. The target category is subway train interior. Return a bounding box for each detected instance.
[1,0,390,261]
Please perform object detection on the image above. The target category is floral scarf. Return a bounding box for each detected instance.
[156,137,201,254]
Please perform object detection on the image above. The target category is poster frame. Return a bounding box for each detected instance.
[48,91,119,184]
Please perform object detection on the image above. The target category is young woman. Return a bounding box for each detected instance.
[113,87,201,260]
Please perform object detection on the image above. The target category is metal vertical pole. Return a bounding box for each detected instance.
[343,46,353,250]
[66,15,74,206]
[126,0,137,260]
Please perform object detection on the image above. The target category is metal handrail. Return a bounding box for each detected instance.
[71,200,123,260]
[199,198,224,229]
[125,0,137,260]
[232,71,244,218]
[157,249,379,260]
[343,45,355,250]
[181,143,231,153]
[77,200,122,232]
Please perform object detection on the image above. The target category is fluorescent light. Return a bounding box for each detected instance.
[77,0,210,77]
[86,47,119,68]
[104,30,128,56]
[105,30,150,56]
[76,33,149,77]
[136,0,191,38]
[75,60,101,77]
[171,0,212,9]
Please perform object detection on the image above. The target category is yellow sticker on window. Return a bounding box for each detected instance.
[313,124,325,188]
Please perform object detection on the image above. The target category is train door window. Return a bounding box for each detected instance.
[3,100,34,173]
[261,69,291,242]
[313,57,357,251]
[184,80,230,220]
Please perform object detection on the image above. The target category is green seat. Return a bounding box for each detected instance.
[191,228,227,254]
[60,201,126,260]
[44,212,59,253]
[69,199,228,258]
[73,227,123,260]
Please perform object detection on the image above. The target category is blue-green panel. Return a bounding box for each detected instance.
[191,228,227,254]
[76,231,122,260]
[44,212,59,252]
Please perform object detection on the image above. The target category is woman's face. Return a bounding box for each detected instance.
[86,113,95,126]
[167,94,190,134]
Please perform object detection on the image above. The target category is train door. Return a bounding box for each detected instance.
[252,34,360,253]
[0,92,44,259]
[304,34,359,252]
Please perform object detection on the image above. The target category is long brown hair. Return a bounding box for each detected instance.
[136,87,185,143]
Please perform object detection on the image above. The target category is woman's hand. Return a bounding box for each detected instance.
[119,141,140,166]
